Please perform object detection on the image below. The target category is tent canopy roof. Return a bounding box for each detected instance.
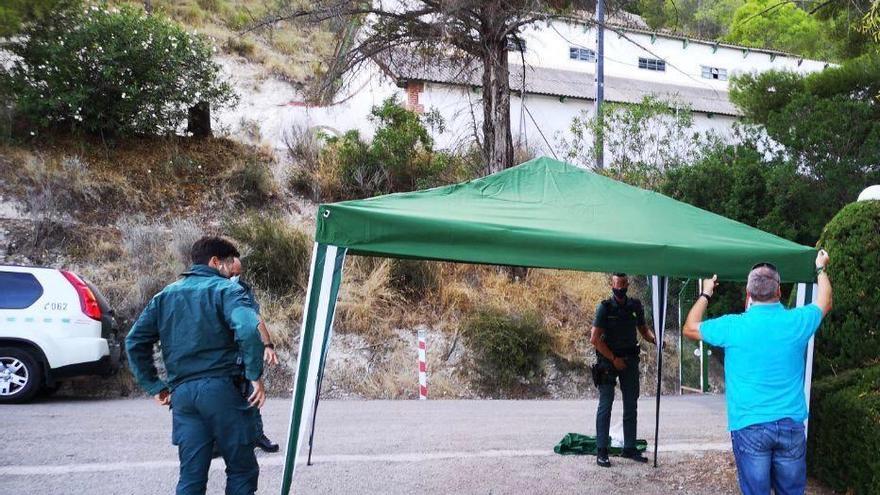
[316,157,817,282]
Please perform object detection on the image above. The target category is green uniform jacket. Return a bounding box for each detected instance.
[125,264,264,396]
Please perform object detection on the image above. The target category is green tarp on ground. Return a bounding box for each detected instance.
[316,157,817,282]
[554,433,649,456]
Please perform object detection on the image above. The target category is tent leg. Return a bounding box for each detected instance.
[280,244,347,495]
[305,274,344,467]
[650,275,668,468]
[796,282,818,436]
[306,382,321,466]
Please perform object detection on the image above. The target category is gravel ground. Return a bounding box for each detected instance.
[0,395,833,494]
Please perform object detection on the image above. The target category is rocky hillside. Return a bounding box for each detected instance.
[0,1,701,401]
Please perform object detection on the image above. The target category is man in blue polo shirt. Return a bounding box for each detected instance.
[683,250,832,495]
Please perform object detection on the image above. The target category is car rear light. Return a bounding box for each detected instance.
[61,270,102,321]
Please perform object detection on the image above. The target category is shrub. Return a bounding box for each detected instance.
[558,95,715,189]
[814,200,880,378]
[2,4,236,136]
[225,157,277,207]
[284,123,322,199]
[463,308,550,392]
[325,129,385,199]
[388,259,438,298]
[224,214,311,295]
[808,364,880,493]
[293,98,478,202]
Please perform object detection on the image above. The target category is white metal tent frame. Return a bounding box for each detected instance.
[278,244,820,495]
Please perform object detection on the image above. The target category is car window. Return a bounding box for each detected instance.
[0,272,44,309]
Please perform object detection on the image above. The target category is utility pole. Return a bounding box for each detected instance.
[594,0,605,169]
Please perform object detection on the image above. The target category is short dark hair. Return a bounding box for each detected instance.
[190,236,240,265]
[613,272,627,278]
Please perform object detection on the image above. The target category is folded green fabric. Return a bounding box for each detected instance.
[553,433,648,456]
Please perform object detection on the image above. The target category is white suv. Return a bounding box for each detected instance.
[0,265,121,403]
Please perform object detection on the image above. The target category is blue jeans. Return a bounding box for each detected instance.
[171,376,259,495]
[596,355,640,450]
[731,418,806,495]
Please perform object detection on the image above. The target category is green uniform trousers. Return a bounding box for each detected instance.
[171,376,259,495]
[596,355,640,451]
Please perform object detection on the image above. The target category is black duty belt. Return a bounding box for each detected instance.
[606,346,641,358]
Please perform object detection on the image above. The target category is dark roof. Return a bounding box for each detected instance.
[388,60,739,116]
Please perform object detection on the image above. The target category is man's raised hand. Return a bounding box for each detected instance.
[702,275,718,297]
[816,249,830,269]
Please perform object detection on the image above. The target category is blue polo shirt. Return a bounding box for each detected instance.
[700,302,823,431]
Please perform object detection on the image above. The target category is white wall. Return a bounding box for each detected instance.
[215,58,402,152]
[217,18,828,166]
[419,82,737,166]
[517,19,827,90]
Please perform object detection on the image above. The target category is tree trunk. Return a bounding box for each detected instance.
[481,39,514,175]
[187,101,212,138]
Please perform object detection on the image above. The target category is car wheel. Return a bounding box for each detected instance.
[0,347,43,404]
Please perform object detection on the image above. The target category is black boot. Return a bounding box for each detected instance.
[621,448,648,463]
[256,433,280,453]
[596,448,611,468]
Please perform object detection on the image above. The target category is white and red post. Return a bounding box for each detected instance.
[417,328,427,400]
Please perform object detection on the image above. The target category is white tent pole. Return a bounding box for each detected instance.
[651,275,668,468]
[307,253,348,465]
[795,282,818,436]
[280,244,346,495]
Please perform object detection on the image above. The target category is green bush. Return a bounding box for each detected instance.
[292,98,477,202]
[224,214,311,295]
[463,309,550,392]
[1,4,236,136]
[808,364,880,493]
[225,158,276,207]
[814,200,880,378]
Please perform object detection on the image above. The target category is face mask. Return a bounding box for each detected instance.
[612,287,628,299]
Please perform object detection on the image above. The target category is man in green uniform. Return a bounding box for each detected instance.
[590,273,658,468]
[126,237,265,495]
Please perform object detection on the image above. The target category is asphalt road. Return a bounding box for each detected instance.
[0,395,829,494]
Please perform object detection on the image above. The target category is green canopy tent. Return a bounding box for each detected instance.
[280,157,819,494]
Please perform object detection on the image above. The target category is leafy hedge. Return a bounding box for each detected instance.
[814,200,880,379]
[807,200,880,493]
[2,4,236,136]
[808,365,880,493]
[463,308,550,392]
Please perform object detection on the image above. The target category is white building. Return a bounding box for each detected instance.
[220,14,829,164]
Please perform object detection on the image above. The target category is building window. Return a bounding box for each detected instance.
[569,47,596,62]
[506,38,527,52]
[638,57,666,71]
[701,66,727,80]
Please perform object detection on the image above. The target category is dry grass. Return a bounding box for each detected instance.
[335,257,404,342]
[0,147,138,221]
[257,290,304,350]
[432,264,606,364]
[321,330,470,399]
[1,135,277,221]
[138,0,336,87]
